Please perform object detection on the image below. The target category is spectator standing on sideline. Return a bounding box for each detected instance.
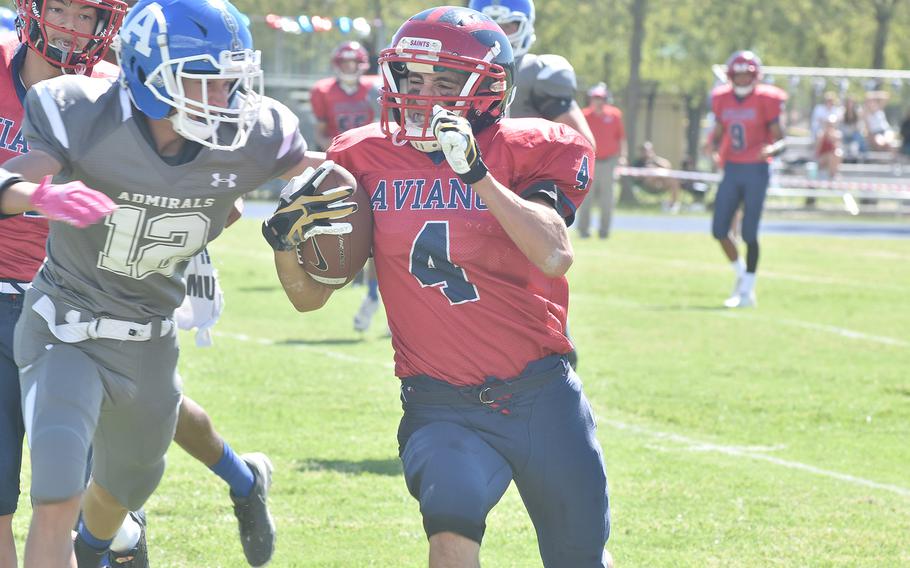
[578,82,625,238]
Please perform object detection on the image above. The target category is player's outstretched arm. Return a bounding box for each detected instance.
[265,161,357,311]
[1,156,116,227]
[1,149,63,214]
[273,250,335,312]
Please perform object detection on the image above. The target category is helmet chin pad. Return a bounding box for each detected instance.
[733,84,755,97]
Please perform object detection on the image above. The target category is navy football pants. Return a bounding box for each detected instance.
[398,355,610,568]
[712,161,770,245]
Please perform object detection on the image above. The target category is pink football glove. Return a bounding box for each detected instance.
[29,175,116,228]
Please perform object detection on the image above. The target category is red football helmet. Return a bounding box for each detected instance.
[332,41,369,83]
[15,0,127,73]
[726,50,762,81]
[726,50,762,96]
[378,6,514,152]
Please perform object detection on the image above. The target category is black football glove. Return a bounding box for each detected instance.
[430,105,489,185]
[262,161,358,251]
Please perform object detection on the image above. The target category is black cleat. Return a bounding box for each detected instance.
[231,453,276,566]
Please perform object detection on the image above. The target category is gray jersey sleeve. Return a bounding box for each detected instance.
[22,75,119,176]
[248,97,308,179]
[531,54,578,120]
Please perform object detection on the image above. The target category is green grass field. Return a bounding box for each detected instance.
[13,214,910,567]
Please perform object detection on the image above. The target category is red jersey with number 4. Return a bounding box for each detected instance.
[309,76,380,139]
[0,34,116,282]
[712,83,787,164]
[329,119,592,386]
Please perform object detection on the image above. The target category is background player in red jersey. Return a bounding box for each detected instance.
[308,40,386,333]
[266,7,612,567]
[0,1,126,565]
[704,50,787,308]
[310,41,380,152]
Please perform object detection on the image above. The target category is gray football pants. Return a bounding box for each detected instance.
[576,156,618,237]
[14,290,181,510]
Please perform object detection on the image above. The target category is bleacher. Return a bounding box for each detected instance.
[773,135,910,214]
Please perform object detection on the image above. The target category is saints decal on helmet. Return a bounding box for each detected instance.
[116,0,263,151]
[379,6,514,153]
[15,0,127,73]
[468,0,535,58]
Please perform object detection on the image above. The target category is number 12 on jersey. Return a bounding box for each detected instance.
[98,205,211,279]
[409,221,480,305]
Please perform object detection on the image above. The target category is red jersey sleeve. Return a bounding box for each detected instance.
[762,86,787,124]
[710,86,724,117]
[309,82,328,122]
[505,120,594,224]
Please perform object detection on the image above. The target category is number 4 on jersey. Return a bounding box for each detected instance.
[409,221,479,305]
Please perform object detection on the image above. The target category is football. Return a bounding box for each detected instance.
[296,165,373,289]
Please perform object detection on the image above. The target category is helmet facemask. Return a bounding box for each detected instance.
[148,49,264,151]
[16,0,127,74]
[379,41,510,153]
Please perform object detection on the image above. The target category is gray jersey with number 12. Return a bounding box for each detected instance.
[22,75,306,320]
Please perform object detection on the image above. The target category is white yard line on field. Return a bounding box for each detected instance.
[576,293,908,348]
[717,312,909,347]
[606,420,910,498]
[213,329,909,498]
[597,252,905,292]
[215,331,396,369]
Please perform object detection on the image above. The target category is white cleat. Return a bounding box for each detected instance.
[353,296,380,332]
[724,291,757,308]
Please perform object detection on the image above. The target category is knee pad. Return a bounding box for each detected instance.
[402,422,510,544]
[30,425,91,503]
[24,345,102,504]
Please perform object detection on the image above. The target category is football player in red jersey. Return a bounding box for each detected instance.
[310,41,380,152]
[308,41,386,333]
[704,50,787,308]
[270,7,612,567]
[0,1,125,565]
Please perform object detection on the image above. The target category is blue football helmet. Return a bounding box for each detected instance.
[116,0,263,150]
[468,0,535,58]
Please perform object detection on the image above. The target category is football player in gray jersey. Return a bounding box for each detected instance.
[0,1,353,566]
[469,0,591,372]
[468,0,596,149]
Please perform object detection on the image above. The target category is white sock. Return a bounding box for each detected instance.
[740,272,756,294]
[110,514,141,553]
[731,259,745,278]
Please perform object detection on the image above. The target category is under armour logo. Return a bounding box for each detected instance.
[211,173,238,188]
